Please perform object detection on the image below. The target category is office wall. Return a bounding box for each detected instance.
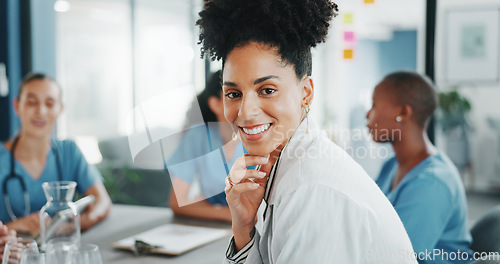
[436,0,500,190]
[319,30,417,177]
[0,0,24,141]
[31,0,56,77]
[0,0,11,141]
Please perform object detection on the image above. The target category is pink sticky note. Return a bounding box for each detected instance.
[344,31,356,42]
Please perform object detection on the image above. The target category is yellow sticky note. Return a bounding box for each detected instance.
[343,49,354,60]
[364,0,375,4]
[343,13,353,24]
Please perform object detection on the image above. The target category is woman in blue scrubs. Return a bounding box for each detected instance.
[168,71,244,222]
[367,71,473,263]
[0,73,111,234]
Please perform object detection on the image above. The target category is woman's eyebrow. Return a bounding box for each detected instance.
[26,93,38,99]
[223,81,237,87]
[254,75,278,85]
[223,75,279,87]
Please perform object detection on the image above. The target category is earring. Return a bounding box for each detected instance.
[396,116,402,123]
[304,105,311,134]
[232,132,238,140]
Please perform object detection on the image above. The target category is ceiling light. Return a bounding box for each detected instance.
[54,0,70,13]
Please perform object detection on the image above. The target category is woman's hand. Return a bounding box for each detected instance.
[225,155,268,250]
[225,147,282,250]
[226,156,268,223]
[81,183,111,231]
[5,212,39,235]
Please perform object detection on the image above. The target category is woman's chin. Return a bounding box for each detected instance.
[243,141,282,157]
[245,148,272,157]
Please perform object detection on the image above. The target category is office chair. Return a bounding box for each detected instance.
[470,205,500,263]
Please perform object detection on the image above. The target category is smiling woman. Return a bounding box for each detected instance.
[0,73,111,235]
[222,43,310,156]
[196,0,418,263]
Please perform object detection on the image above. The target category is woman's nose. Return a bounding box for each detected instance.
[37,104,48,115]
[238,94,260,119]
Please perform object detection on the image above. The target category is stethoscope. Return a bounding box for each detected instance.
[2,135,62,221]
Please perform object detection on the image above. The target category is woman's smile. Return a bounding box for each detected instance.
[31,119,47,128]
[240,123,272,141]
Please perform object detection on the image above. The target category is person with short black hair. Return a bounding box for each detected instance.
[168,70,243,222]
[367,71,473,263]
[197,0,417,263]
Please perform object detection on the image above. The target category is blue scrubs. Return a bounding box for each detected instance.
[0,139,103,223]
[166,123,244,205]
[376,152,473,264]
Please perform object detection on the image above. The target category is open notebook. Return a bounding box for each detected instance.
[112,223,232,255]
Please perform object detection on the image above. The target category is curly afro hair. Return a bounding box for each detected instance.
[196,0,338,79]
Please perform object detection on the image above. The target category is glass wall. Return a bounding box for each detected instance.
[56,0,133,139]
[56,0,203,142]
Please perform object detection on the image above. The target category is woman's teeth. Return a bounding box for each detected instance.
[33,120,46,126]
[242,124,271,135]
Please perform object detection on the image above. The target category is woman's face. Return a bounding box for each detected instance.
[14,79,62,138]
[366,81,402,143]
[222,42,313,156]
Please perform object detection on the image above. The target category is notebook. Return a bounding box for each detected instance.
[112,223,231,255]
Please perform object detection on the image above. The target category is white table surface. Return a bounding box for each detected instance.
[81,204,232,264]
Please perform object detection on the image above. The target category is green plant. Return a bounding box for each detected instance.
[437,90,472,132]
[99,162,144,205]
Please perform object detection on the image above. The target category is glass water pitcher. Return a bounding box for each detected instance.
[39,181,80,257]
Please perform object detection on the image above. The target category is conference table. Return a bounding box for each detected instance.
[81,204,232,263]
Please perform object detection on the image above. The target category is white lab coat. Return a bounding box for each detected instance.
[224,119,417,264]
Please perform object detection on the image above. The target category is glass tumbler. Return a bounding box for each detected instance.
[2,238,38,264]
[19,251,46,264]
[70,244,103,264]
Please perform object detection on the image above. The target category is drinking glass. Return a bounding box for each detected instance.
[19,251,45,264]
[44,239,76,264]
[70,244,103,264]
[2,238,38,264]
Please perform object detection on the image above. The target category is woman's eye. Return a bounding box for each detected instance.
[27,100,37,106]
[225,92,241,99]
[260,88,276,95]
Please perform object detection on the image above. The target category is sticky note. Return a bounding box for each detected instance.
[343,13,353,24]
[364,0,375,4]
[344,31,355,42]
[343,49,354,60]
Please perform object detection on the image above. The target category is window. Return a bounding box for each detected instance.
[56,0,203,141]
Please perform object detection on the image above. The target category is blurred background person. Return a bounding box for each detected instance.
[366,71,473,263]
[168,70,243,222]
[0,73,111,235]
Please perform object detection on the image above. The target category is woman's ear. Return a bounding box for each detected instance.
[399,104,413,121]
[13,98,20,115]
[301,76,314,106]
[57,102,65,115]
